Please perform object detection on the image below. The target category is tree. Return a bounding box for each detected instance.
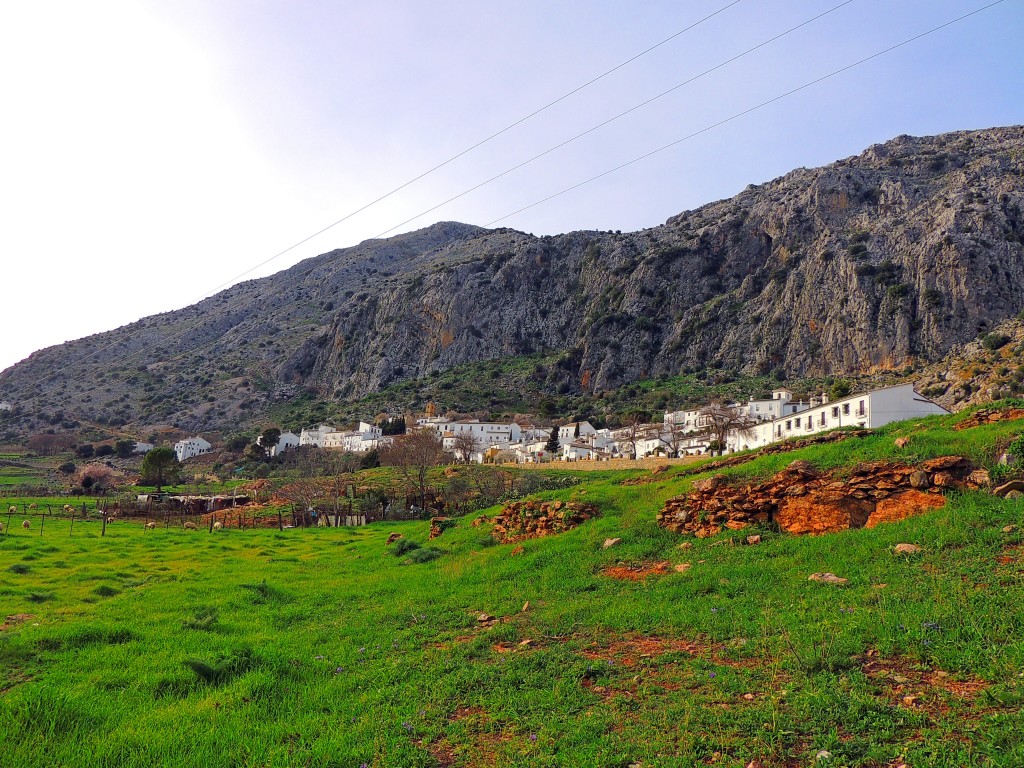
[140,446,181,491]
[829,380,852,401]
[114,439,135,459]
[698,402,757,455]
[254,427,282,459]
[451,432,481,463]
[379,428,447,514]
[545,425,560,456]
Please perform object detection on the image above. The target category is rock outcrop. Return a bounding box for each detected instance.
[1,127,1023,436]
[488,500,598,543]
[657,457,988,538]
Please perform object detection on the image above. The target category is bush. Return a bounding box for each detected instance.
[407,547,444,564]
[393,539,421,556]
[982,333,1011,351]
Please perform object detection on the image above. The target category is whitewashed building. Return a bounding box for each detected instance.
[323,422,383,453]
[725,384,949,452]
[431,420,524,450]
[174,436,212,462]
[299,425,336,448]
[269,432,300,457]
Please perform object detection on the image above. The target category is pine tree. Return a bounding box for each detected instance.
[545,425,561,455]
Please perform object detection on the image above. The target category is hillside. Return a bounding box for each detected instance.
[1,126,1022,439]
[2,406,1024,766]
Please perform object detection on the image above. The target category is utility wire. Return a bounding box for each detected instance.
[485,0,1007,227]
[373,0,855,238]
[200,0,744,297]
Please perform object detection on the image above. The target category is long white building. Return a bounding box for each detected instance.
[725,383,949,452]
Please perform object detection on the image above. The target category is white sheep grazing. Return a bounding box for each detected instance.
[183,521,198,531]
[63,504,73,514]
[145,521,157,529]
[212,521,223,531]
[28,503,37,510]
[22,520,30,529]
[8,505,15,515]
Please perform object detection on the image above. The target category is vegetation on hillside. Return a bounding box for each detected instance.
[1,405,1023,765]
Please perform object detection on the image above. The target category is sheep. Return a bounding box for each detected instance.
[183,521,198,531]
[8,505,15,515]
[145,521,157,529]
[0,522,4,532]
[63,504,73,514]
[212,521,223,531]
[22,520,30,530]
[28,503,36,510]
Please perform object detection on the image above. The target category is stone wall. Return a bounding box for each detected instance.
[657,457,990,538]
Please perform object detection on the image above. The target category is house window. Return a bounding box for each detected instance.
[842,403,850,415]
[858,400,866,416]
[832,406,839,418]
[794,418,801,427]
[785,420,792,431]
[820,414,826,426]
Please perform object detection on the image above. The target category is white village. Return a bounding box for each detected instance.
[172,382,949,465]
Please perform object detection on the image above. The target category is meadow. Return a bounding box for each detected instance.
[1,411,1023,766]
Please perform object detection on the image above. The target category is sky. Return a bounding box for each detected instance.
[0,0,1021,374]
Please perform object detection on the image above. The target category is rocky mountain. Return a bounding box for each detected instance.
[1,125,1022,439]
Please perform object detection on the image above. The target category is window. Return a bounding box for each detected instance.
[842,403,850,415]
[820,414,826,426]
[832,406,839,418]
[858,400,866,416]
[785,420,792,431]
[795,418,801,427]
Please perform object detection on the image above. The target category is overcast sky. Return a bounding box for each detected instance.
[1,0,1020,374]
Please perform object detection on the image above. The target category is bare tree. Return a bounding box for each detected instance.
[379,428,448,514]
[698,402,757,455]
[657,420,693,458]
[450,432,481,463]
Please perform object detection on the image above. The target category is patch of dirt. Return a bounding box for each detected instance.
[426,716,516,768]
[866,490,946,528]
[0,613,34,632]
[860,654,991,718]
[601,561,673,580]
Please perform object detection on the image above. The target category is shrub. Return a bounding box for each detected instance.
[393,539,421,556]
[983,333,1011,351]
[407,547,444,564]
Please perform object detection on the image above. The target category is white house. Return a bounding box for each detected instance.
[269,432,300,457]
[323,422,383,453]
[174,436,212,462]
[299,425,336,448]
[725,384,949,453]
[558,421,596,444]
[432,420,524,451]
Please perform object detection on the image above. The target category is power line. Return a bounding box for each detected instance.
[485,0,1007,227]
[200,0,744,297]
[372,0,856,238]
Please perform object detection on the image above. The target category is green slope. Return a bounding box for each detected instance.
[1,407,1023,766]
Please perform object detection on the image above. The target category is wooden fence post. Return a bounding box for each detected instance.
[39,509,44,537]
[69,505,75,537]
[278,509,283,532]
[101,513,107,537]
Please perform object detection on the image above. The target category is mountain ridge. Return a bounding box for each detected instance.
[1,125,1022,439]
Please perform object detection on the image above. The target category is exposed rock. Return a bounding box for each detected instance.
[1002,525,1018,533]
[954,408,1024,431]
[658,456,976,537]
[808,572,849,585]
[490,500,598,543]
[428,517,452,539]
[674,563,691,573]
[603,537,622,549]
[386,532,403,545]
[894,437,911,448]
[894,543,922,554]
[745,534,762,545]
[993,479,1024,497]
[1006,490,1024,500]
[510,544,525,556]
[4,127,1024,438]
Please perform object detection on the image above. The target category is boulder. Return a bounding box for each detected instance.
[808,572,848,585]
[993,479,1024,497]
[893,543,922,554]
[602,537,622,549]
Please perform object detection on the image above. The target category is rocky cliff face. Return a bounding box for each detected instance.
[1,126,1022,437]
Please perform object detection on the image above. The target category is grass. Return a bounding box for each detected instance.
[0,408,1022,765]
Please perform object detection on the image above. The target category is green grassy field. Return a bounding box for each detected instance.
[1,411,1023,766]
